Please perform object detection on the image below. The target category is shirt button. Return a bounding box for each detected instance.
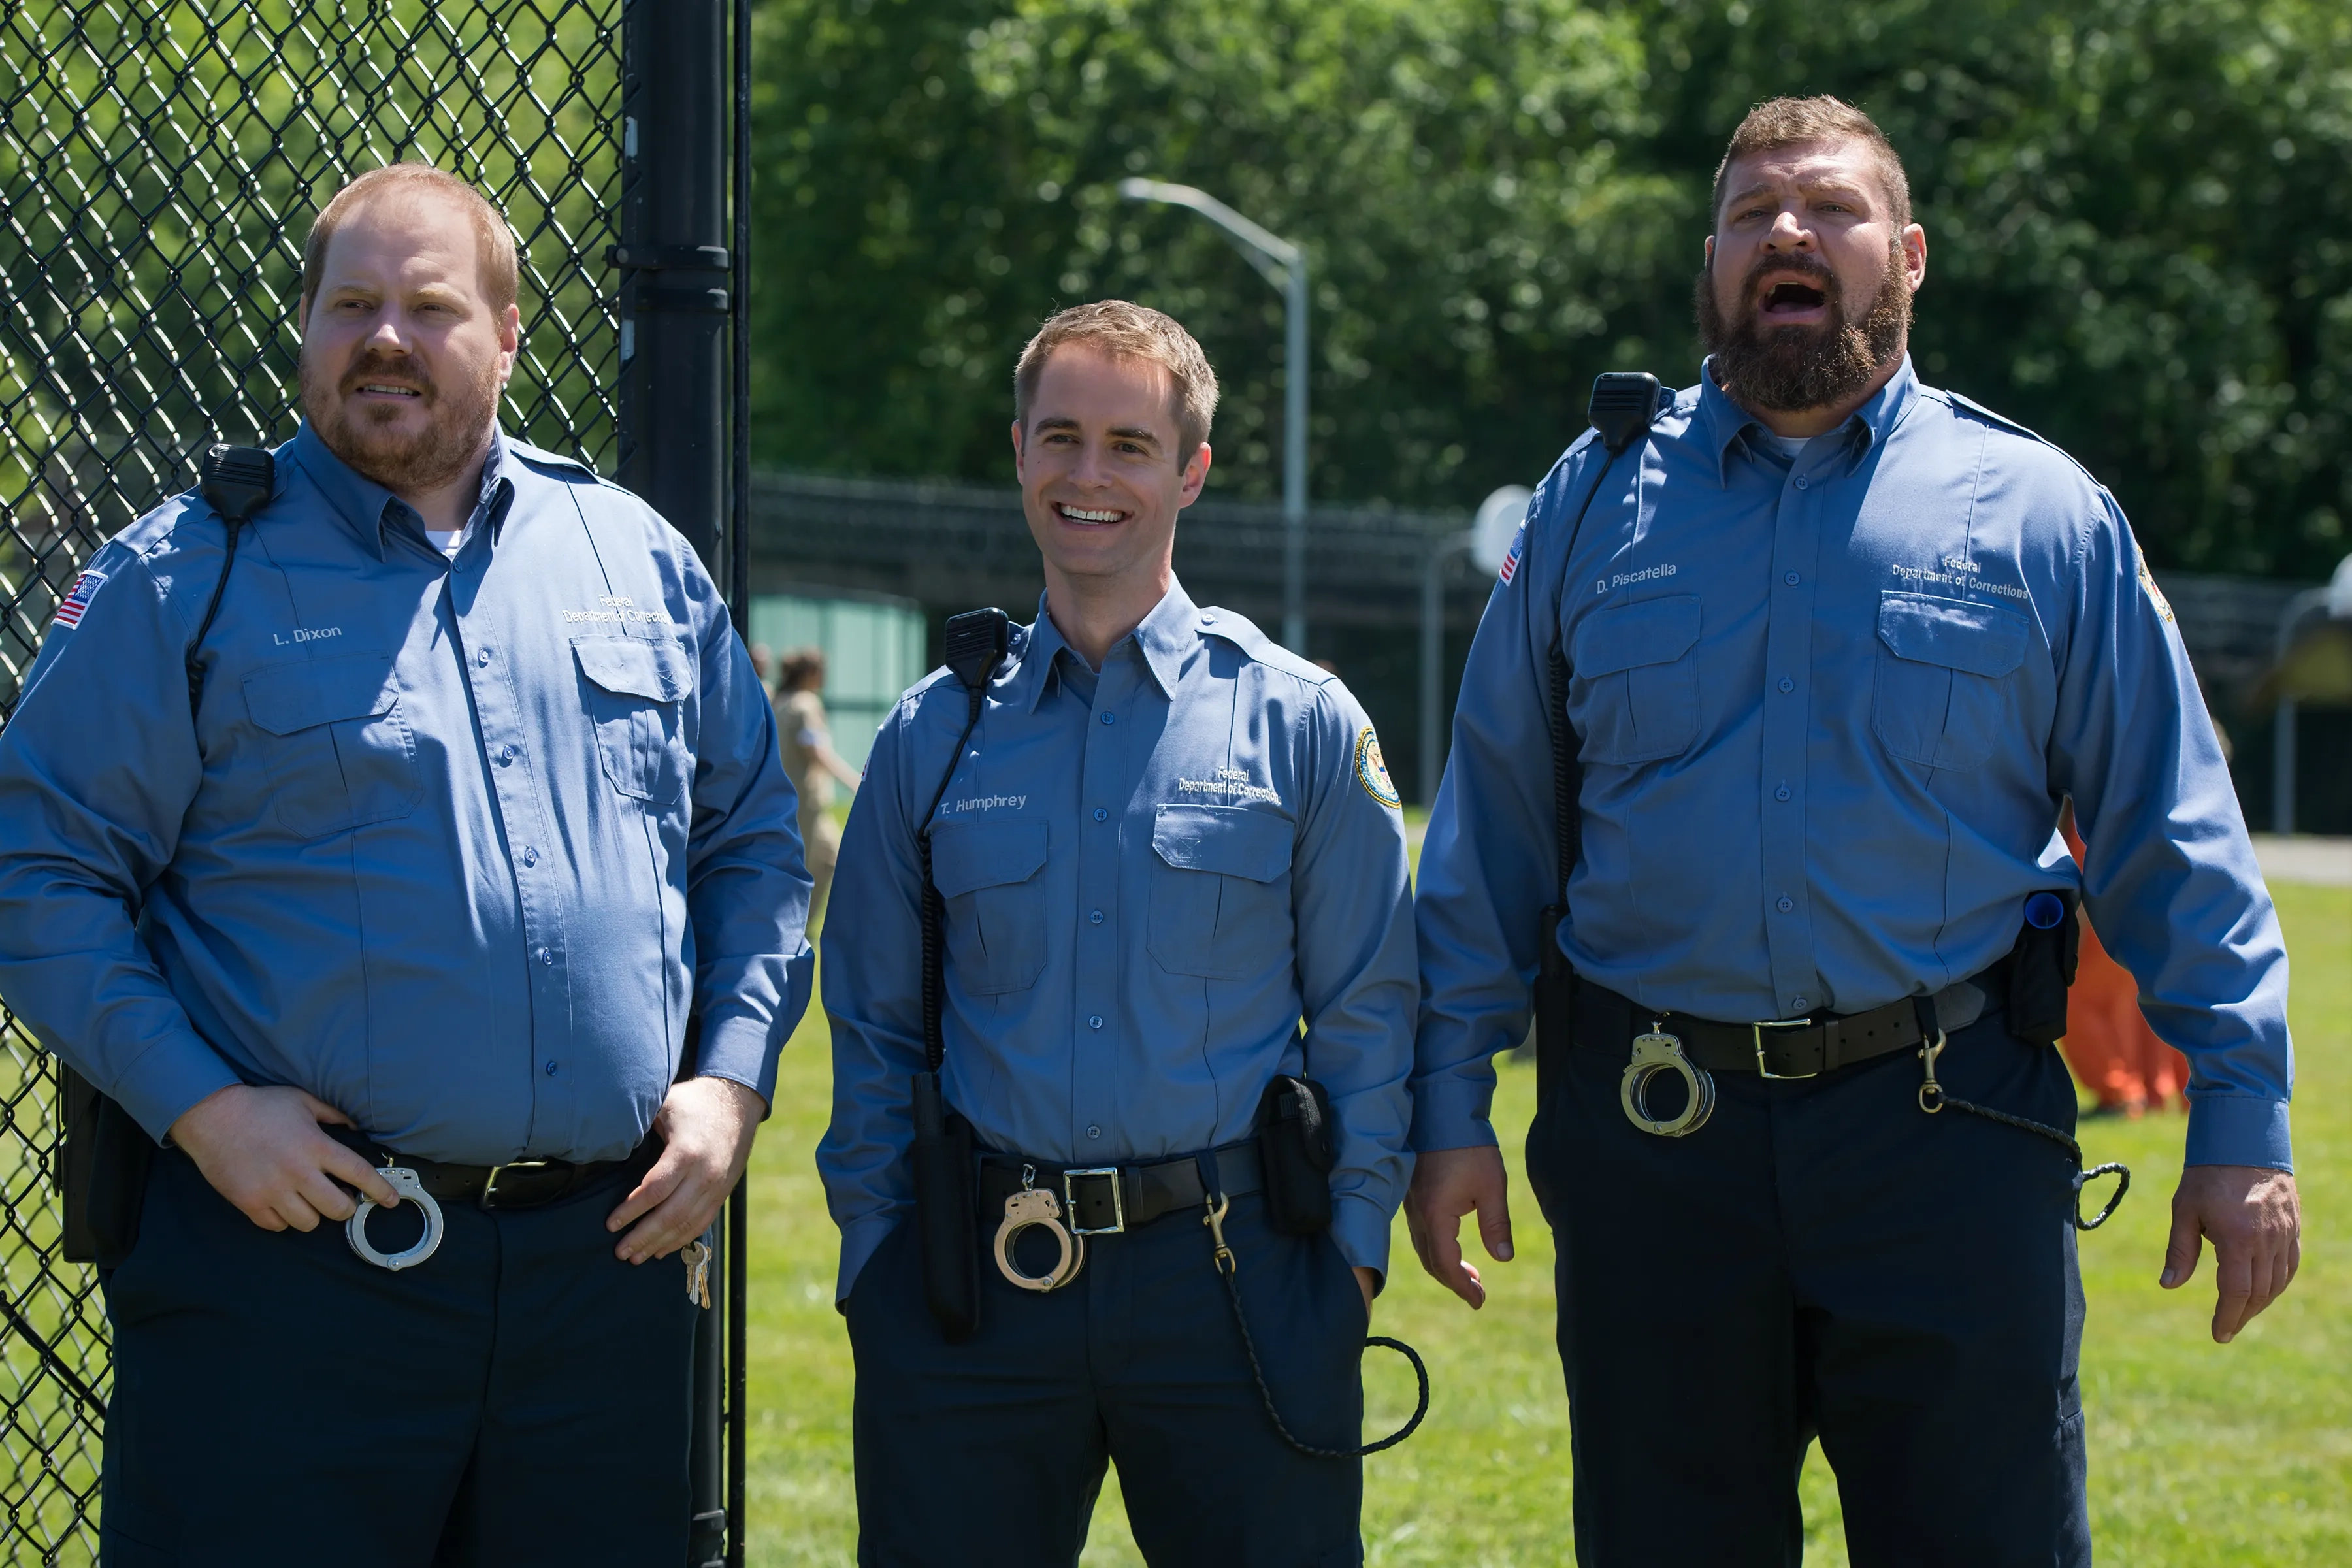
[1093,808,1107,822]
[477,648,493,666]
[537,947,554,966]
[1778,676,1795,694]
[1088,1015,1103,1030]
[523,846,540,867]
[1775,785,1791,802]
[498,744,516,765]
[545,1060,559,1075]
[1087,1124,1103,1139]
[1100,711,1115,725]
[1784,571,1800,586]
[1795,475,1809,490]
[1089,909,1104,924]
[1793,996,1810,1013]
[1777,896,1795,913]
[1200,613,1216,625]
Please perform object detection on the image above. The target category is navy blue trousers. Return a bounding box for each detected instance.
[847,1190,1367,1567]
[1526,1006,2092,1567]
[99,1145,698,1565]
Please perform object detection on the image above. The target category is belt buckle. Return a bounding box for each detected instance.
[1752,1018,1818,1079]
[1061,1167,1126,1236]
[480,1159,552,1210]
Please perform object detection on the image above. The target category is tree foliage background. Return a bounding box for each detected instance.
[750,0,2352,580]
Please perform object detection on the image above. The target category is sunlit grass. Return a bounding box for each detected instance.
[744,857,2349,1565]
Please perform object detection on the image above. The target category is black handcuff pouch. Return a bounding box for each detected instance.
[1256,1074,1336,1237]
[2004,890,2082,1047]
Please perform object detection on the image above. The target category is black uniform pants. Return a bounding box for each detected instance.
[846,1190,1367,1567]
[1526,1005,2092,1568]
[99,1144,699,1566]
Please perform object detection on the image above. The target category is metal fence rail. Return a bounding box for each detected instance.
[1,5,621,1557]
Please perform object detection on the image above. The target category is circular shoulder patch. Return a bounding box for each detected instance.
[1353,725,1400,809]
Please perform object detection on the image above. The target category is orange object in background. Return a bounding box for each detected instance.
[2058,814,2190,1117]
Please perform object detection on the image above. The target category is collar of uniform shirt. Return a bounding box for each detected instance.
[282,421,515,561]
[1693,351,1923,489]
[1010,578,1200,713]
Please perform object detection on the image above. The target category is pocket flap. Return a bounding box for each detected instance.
[1876,593,2029,678]
[1573,595,1701,677]
[928,817,1049,898]
[1151,804,1294,883]
[572,636,694,702]
[243,653,399,735]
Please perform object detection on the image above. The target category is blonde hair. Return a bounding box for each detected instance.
[1712,96,1912,229]
[302,164,520,315]
[1014,300,1219,452]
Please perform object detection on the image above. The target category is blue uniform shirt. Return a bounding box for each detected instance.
[819,580,1416,1298]
[1415,357,2293,1171]
[0,424,813,1164]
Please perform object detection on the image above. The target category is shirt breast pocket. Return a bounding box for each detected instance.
[243,653,421,839]
[1569,595,1702,764]
[1871,593,2030,770]
[928,817,1050,994]
[573,636,694,804]
[1147,805,1294,980]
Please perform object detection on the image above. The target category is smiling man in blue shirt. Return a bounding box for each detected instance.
[820,301,1414,1565]
[0,165,811,1564]
[1408,99,2299,1566]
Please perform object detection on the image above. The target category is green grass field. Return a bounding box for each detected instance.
[743,875,2350,1565]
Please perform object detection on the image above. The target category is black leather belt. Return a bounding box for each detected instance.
[326,1127,647,1211]
[976,1141,1262,1235]
[1571,966,2004,1078]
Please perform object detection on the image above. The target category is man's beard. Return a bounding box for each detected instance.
[300,342,502,495]
[1695,240,1911,413]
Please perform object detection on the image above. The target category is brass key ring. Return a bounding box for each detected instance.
[1620,1027,1716,1137]
[993,1180,1084,1292]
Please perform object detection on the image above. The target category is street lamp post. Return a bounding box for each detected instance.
[1117,178,1310,653]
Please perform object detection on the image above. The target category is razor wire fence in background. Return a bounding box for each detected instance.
[1,4,622,1558]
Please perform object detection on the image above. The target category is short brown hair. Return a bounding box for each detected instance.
[1711,96,1912,230]
[301,164,520,316]
[1014,301,1219,453]
[779,647,826,692]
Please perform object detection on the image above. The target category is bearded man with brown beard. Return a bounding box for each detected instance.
[0,165,812,1563]
[1405,97,2299,1565]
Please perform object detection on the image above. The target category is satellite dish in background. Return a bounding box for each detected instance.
[1471,485,1535,575]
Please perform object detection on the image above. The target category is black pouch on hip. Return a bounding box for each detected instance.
[61,1067,156,1270]
[911,1071,979,1342]
[1257,1075,1336,1237]
[2005,889,2082,1047]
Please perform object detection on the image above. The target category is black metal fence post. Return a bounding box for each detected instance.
[617,0,730,572]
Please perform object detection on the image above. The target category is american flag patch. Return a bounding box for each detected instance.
[51,569,106,630]
[1497,521,1526,585]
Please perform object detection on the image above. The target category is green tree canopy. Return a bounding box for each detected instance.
[750,0,2352,578]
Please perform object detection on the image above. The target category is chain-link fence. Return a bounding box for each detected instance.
[1,4,622,1556]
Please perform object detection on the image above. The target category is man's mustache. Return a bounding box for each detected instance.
[338,353,438,401]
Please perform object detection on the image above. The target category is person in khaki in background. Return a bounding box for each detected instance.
[774,645,862,923]
[1408,97,2299,1567]
[0,163,812,1564]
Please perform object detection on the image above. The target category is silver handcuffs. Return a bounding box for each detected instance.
[1620,1026,1716,1137]
[345,1166,445,1271]
[992,1167,1084,1292]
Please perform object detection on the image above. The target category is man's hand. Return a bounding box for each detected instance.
[608,1076,767,1264]
[2161,1164,2301,1343]
[169,1083,399,1232]
[1404,1144,1514,1309]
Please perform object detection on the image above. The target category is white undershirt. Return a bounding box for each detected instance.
[1762,431,1814,461]
[424,525,466,557]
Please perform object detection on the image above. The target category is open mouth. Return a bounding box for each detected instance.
[353,382,424,399]
[1053,502,1126,527]
[1759,279,1829,317]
